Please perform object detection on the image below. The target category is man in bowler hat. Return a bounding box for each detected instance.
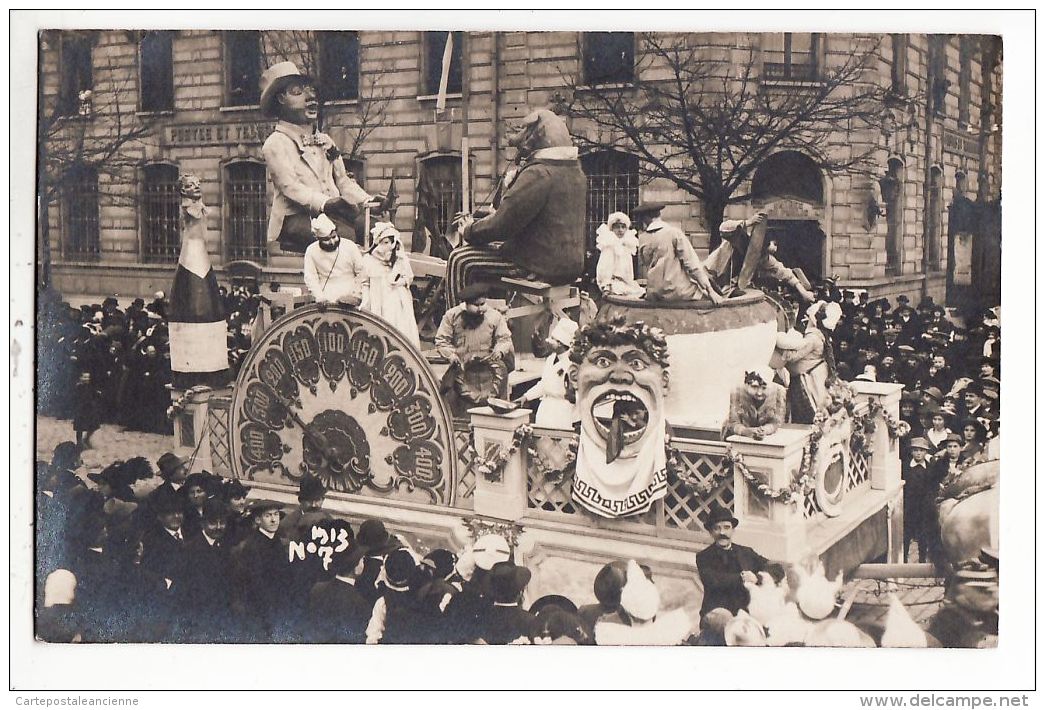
[694,503,769,617]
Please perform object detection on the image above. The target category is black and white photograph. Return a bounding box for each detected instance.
[9,8,1035,698]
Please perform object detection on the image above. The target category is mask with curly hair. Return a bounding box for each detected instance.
[568,317,670,518]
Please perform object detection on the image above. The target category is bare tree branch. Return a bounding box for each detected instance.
[555,32,888,241]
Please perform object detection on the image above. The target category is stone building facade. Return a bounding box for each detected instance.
[39,29,1002,305]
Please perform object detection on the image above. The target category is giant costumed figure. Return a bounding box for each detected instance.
[568,317,670,518]
[168,174,229,388]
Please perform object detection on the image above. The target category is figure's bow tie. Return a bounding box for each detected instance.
[301,134,323,147]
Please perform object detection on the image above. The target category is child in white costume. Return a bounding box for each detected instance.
[361,222,421,349]
[595,211,644,297]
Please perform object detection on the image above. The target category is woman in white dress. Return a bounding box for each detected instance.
[775,301,842,424]
[360,222,421,349]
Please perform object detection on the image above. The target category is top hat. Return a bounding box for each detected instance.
[357,519,402,556]
[382,549,419,590]
[156,452,186,479]
[528,594,578,617]
[421,549,458,581]
[631,201,666,217]
[704,502,739,530]
[259,61,312,118]
[330,542,368,577]
[298,474,327,501]
[488,561,532,603]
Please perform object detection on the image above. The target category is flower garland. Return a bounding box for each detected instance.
[166,385,213,421]
[468,423,532,483]
[526,435,578,485]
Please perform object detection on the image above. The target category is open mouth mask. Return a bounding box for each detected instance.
[569,320,670,518]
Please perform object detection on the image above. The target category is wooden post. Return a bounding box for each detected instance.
[470,406,532,521]
[461,137,471,215]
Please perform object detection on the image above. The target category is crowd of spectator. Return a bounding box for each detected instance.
[36,285,263,441]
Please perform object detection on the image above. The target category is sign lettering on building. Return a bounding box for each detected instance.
[164,121,274,147]
[942,128,979,159]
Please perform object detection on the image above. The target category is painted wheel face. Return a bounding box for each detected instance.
[814,419,853,517]
[229,304,457,505]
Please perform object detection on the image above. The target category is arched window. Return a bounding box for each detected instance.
[141,163,181,263]
[224,161,268,261]
[581,150,640,253]
[751,151,824,205]
[417,154,467,236]
[61,165,100,260]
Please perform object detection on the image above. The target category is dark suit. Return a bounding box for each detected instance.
[308,578,372,643]
[695,543,768,617]
[902,458,936,562]
[480,603,539,645]
[377,587,435,644]
[182,531,234,641]
[231,529,292,640]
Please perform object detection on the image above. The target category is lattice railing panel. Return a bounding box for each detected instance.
[452,422,476,507]
[525,431,581,517]
[847,437,871,491]
[803,488,823,519]
[664,448,732,532]
[208,396,232,476]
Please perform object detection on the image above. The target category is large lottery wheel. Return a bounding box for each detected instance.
[229,303,458,506]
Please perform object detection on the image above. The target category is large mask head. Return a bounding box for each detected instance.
[569,317,669,464]
[506,108,573,160]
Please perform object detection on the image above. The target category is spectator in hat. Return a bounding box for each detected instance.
[366,549,429,644]
[308,542,371,644]
[477,561,539,644]
[695,502,769,617]
[147,452,189,518]
[516,317,579,428]
[633,201,724,303]
[180,472,212,539]
[354,518,404,603]
[446,108,587,307]
[443,534,513,643]
[221,479,254,549]
[435,283,515,416]
[230,500,293,639]
[594,559,693,646]
[902,438,936,563]
[957,382,990,422]
[140,489,190,632]
[278,474,328,542]
[722,368,787,441]
[578,560,629,630]
[259,61,373,253]
[72,371,103,449]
